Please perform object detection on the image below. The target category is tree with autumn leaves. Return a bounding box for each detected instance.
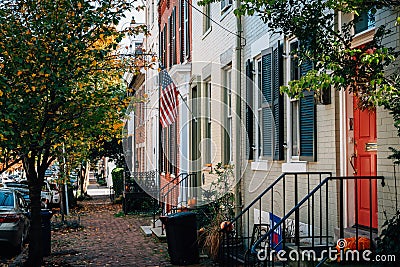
[0,0,143,264]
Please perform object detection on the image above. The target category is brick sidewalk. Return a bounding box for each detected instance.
[43,196,173,267]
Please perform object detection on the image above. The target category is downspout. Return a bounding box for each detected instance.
[235,0,243,215]
[338,10,348,227]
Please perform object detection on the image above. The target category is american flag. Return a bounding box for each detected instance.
[159,68,179,128]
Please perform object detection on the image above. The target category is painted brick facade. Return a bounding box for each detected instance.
[376,8,400,228]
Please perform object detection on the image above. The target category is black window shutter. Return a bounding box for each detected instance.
[180,0,184,62]
[261,53,273,158]
[159,28,163,65]
[299,60,316,161]
[245,59,254,160]
[168,16,172,68]
[272,43,284,160]
[172,8,176,65]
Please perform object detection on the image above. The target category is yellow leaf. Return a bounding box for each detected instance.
[17,70,22,76]
[32,73,36,77]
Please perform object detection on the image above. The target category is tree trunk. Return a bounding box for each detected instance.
[79,162,85,197]
[83,161,90,193]
[59,160,65,222]
[24,158,44,266]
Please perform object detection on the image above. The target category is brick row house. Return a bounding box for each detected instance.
[157,0,193,209]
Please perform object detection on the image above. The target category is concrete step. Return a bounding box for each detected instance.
[150,225,167,240]
[140,225,152,237]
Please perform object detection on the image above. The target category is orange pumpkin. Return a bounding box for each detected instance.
[188,198,197,207]
[336,237,371,252]
[220,221,234,232]
[336,237,371,262]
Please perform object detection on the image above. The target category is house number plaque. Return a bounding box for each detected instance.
[365,142,377,152]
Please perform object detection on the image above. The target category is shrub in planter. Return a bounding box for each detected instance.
[111,168,124,198]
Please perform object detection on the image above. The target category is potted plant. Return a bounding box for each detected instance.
[200,163,235,261]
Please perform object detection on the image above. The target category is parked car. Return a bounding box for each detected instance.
[13,180,60,207]
[40,180,60,207]
[0,188,30,252]
[1,183,30,206]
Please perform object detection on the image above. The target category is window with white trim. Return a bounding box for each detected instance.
[223,68,233,164]
[289,40,316,161]
[221,0,232,13]
[249,44,284,162]
[184,0,190,59]
[205,81,212,165]
[354,10,375,34]
[203,3,211,34]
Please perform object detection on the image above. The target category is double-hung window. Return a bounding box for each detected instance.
[169,8,176,66]
[203,3,211,34]
[183,0,190,60]
[223,68,233,164]
[247,43,284,162]
[354,10,375,35]
[245,59,254,160]
[221,0,233,13]
[205,81,212,165]
[159,25,167,67]
[289,40,316,161]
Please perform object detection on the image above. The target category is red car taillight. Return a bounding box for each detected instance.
[0,214,20,223]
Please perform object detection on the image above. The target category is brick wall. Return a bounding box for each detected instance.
[375,8,400,229]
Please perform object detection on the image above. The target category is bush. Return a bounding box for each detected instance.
[376,210,400,266]
[111,168,124,198]
[98,179,107,186]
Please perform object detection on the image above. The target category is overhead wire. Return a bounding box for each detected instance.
[184,0,246,42]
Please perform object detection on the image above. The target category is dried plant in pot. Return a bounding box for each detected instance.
[200,163,235,261]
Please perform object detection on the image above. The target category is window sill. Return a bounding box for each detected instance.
[351,27,375,48]
[220,6,232,21]
[251,160,271,171]
[282,161,307,173]
[202,27,212,39]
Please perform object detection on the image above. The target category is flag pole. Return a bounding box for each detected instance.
[159,63,197,123]
[178,92,197,123]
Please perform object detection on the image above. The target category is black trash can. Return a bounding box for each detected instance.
[163,212,199,265]
[41,209,53,256]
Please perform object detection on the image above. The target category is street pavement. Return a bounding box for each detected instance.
[86,184,111,196]
[41,186,212,267]
[2,184,213,266]
[44,193,172,266]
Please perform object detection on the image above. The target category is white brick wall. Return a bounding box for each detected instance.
[191,2,238,181]
[375,8,400,229]
[240,13,339,215]
[144,2,160,172]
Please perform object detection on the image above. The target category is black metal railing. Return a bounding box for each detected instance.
[130,170,159,194]
[220,172,332,266]
[249,175,385,267]
[161,173,195,214]
[152,173,196,231]
[123,170,159,214]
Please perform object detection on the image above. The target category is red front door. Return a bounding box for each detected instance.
[353,98,378,228]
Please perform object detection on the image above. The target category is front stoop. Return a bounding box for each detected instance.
[140,225,152,237]
[150,218,167,240]
[151,225,167,240]
[140,219,167,240]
